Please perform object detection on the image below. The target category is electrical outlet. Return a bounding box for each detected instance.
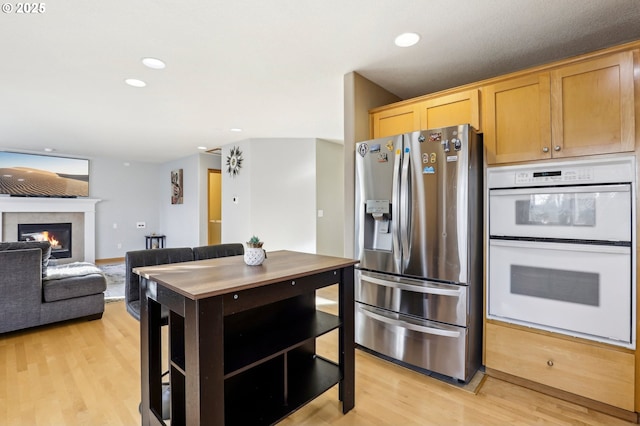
[117,243,122,249]
[136,222,146,229]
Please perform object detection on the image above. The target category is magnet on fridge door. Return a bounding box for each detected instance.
[370,144,381,153]
[386,140,394,151]
[358,143,369,157]
[377,152,388,163]
[423,166,435,174]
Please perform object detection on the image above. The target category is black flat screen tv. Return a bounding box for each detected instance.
[0,151,89,197]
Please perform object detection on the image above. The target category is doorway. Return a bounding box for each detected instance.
[208,169,222,245]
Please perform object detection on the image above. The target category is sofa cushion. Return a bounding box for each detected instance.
[0,241,51,277]
[43,262,107,302]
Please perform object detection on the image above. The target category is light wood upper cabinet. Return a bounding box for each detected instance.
[370,103,420,138]
[484,51,636,164]
[551,51,635,158]
[418,89,481,132]
[371,89,481,139]
[483,73,552,164]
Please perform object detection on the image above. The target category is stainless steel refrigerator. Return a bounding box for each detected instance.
[354,124,483,382]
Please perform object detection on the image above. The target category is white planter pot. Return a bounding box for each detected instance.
[244,247,265,266]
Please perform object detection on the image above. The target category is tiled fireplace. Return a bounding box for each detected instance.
[0,197,100,263]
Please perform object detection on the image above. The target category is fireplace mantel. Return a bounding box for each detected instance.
[0,196,101,262]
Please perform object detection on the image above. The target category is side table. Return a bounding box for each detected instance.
[145,235,166,249]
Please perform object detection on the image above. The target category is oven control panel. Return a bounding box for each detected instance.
[514,168,593,184]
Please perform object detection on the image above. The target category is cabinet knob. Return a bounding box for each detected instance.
[542,147,549,153]
[554,145,561,152]
[547,360,554,367]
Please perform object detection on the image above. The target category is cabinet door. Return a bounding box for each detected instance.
[370,104,420,138]
[485,322,635,411]
[551,51,635,158]
[483,74,552,164]
[419,89,480,132]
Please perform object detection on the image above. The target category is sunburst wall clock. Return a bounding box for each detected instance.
[226,146,243,177]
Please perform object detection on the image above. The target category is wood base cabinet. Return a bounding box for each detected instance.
[485,322,635,412]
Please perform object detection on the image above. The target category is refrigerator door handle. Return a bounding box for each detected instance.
[400,144,411,260]
[361,274,463,297]
[360,305,461,338]
[391,143,402,270]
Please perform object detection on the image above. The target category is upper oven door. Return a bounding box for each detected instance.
[489,184,631,242]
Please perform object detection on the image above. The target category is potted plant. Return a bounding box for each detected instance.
[244,235,266,265]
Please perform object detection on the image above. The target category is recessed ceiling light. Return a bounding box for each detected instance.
[230,128,242,132]
[197,146,207,150]
[125,78,146,88]
[44,148,54,152]
[142,57,166,70]
[394,32,420,47]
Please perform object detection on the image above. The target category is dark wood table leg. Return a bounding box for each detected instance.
[183,296,225,425]
[339,265,355,413]
[140,279,163,425]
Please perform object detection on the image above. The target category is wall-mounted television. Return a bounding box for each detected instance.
[0,151,89,198]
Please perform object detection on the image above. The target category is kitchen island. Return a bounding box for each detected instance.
[134,250,357,425]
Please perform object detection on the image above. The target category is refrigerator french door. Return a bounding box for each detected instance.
[354,124,483,382]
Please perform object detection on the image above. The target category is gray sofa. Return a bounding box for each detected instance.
[0,241,107,334]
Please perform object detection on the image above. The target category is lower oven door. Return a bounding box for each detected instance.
[355,303,469,381]
[355,269,467,326]
[488,239,633,347]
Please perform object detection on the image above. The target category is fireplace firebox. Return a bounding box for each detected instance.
[18,223,72,259]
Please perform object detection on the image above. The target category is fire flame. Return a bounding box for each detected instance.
[41,231,61,249]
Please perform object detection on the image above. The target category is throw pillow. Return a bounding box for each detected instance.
[0,241,52,277]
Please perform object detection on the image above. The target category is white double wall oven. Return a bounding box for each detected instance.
[487,156,636,349]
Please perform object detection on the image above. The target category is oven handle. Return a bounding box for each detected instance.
[361,274,463,297]
[489,184,630,196]
[489,238,631,254]
[359,305,461,338]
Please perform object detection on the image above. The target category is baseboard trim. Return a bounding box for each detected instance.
[95,257,124,265]
[485,367,639,423]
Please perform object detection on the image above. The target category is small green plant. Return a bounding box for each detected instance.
[246,235,263,248]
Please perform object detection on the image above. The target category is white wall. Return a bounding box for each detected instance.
[91,157,161,258]
[251,139,316,253]
[222,138,332,254]
[221,140,252,244]
[316,139,344,256]
[160,153,220,248]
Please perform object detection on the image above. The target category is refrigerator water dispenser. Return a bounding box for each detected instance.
[364,200,392,251]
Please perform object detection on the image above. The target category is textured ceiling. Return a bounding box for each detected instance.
[1,0,639,163]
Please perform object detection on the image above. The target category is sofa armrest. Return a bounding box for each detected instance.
[0,248,43,333]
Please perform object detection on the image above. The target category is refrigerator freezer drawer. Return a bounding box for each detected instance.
[355,303,470,381]
[356,270,468,327]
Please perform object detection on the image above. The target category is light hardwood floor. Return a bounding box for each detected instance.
[0,289,634,425]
